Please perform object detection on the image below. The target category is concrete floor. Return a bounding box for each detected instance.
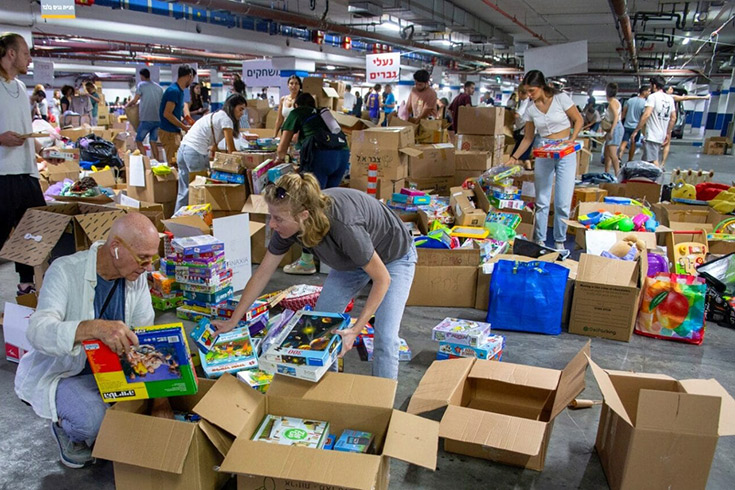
[2,143,735,489]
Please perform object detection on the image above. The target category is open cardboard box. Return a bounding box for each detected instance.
[40,148,81,184]
[332,111,375,133]
[0,202,125,288]
[589,359,735,490]
[408,143,455,179]
[92,379,232,490]
[189,178,248,212]
[407,341,589,471]
[124,153,178,217]
[192,372,438,490]
[599,181,662,204]
[568,253,647,341]
[564,202,665,250]
[449,185,488,227]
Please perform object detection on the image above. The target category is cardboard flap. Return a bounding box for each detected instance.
[407,357,475,414]
[636,389,721,435]
[241,194,269,215]
[162,216,211,237]
[469,361,560,391]
[198,418,234,457]
[321,86,339,98]
[75,210,123,242]
[588,358,632,425]
[577,254,638,286]
[266,372,397,409]
[249,221,266,236]
[0,210,71,266]
[383,410,439,470]
[220,440,381,490]
[92,409,195,473]
[193,373,263,437]
[439,405,546,457]
[549,341,591,419]
[679,378,735,436]
[400,147,425,158]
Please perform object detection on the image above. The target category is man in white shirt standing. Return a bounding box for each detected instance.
[632,76,676,167]
[342,84,356,114]
[0,33,48,296]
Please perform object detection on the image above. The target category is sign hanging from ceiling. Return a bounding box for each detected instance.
[366,53,400,84]
[242,59,281,87]
[40,0,75,19]
[523,40,588,77]
[33,60,54,86]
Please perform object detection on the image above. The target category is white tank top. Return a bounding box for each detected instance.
[282,97,295,118]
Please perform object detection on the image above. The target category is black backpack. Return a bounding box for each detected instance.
[76,134,123,168]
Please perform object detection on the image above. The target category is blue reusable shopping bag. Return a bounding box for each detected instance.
[487,260,569,335]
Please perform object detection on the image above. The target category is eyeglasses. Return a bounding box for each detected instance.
[114,235,158,267]
[265,182,290,200]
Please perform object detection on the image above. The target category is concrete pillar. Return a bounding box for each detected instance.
[722,70,735,138]
[704,83,721,139]
[210,70,225,112]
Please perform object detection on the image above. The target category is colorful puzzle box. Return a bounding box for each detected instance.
[262,310,349,367]
[431,317,492,347]
[83,323,197,402]
[198,326,258,378]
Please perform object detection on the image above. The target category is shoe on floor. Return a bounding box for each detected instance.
[50,422,95,469]
[554,242,567,251]
[283,259,316,275]
[16,284,36,297]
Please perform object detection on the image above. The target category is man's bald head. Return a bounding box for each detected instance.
[108,212,159,249]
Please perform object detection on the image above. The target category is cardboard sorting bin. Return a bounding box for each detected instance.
[40,148,81,184]
[564,202,664,251]
[407,342,590,471]
[407,246,482,308]
[349,126,421,180]
[568,253,647,342]
[0,203,125,287]
[350,175,406,200]
[589,359,735,490]
[599,182,662,204]
[189,177,248,212]
[192,372,438,490]
[92,379,232,490]
[124,153,178,217]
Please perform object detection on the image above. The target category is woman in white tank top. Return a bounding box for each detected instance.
[274,75,302,137]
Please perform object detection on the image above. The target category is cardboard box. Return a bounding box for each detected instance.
[0,203,125,287]
[211,152,245,174]
[264,109,278,130]
[564,202,663,250]
[599,182,662,204]
[233,151,276,171]
[406,176,453,196]
[349,127,420,180]
[568,253,647,341]
[577,137,591,176]
[43,157,81,184]
[193,372,438,490]
[189,179,247,212]
[456,106,505,135]
[332,111,375,134]
[407,247,482,307]
[407,143,455,179]
[452,170,483,187]
[703,136,730,155]
[455,150,493,172]
[454,133,505,152]
[589,359,735,490]
[350,174,406,200]
[407,342,590,471]
[570,187,608,219]
[2,302,33,363]
[449,186,487,227]
[92,379,231,490]
[124,153,178,212]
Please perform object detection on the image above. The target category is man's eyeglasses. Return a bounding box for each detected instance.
[265,182,290,200]
[114,235,158,267]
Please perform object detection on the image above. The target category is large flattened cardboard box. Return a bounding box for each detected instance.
[568,253,647,342]
[92,379,232,490]
[241,195,300,267]
[408,143,455,179]
[349,126,421,181]
[124,153,178,218]
[408,342,590,471]
[192,372,438,490]
[0,203,124,287]
[589,359,735,490]
[408,246,482,308]
[456,106,505,135]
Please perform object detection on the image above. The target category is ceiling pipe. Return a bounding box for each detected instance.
[175,0,492,65]
[609,0,639,73]
[480,0,551,46]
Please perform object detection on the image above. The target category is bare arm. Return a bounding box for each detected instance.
[633,106,654,134]
[126,94,141,108]
[210,250,284,333]
[507,121,536,165]
[163,101,189,131]
[276,130,294,161]
[336,252,392,356]
[663,108,677,146]
[567,105,584,142]
[274,97,285,137]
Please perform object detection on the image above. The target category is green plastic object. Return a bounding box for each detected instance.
[485,222,516,241]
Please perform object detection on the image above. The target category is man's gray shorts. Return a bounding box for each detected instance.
[642,140,662,163]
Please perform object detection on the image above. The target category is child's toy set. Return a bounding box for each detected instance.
[431,317,505,361]
[251,414,375,454]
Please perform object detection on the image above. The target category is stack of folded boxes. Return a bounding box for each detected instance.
[172,235,233,322]
[432,317,505,361]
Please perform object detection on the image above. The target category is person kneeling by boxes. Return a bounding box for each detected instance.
[14,213,173,469]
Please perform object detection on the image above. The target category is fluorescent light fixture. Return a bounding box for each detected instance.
[326,65,336,71]
[592,90,607,98]
[383,21,401,32]
[434,39,452,46]
[682,36,690,45]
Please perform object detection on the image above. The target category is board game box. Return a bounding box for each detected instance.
[198,326,258,378]
[171,235,224,256]
[258,357,332,383]
[432,317,492,347]
[83,323,197,402]
[532,140,582,159]
[236,368,273,393]
[437,333,505,361]
[252,415,330,449]
[334,430,375,453]
[262,310,349,367]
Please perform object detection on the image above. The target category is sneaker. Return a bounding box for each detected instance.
[16,284,36,297]
[283,259,316,275]
[554,242,567,251]
[50,421,95,469]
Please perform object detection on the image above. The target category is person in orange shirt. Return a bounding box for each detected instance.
[407,69,437,123]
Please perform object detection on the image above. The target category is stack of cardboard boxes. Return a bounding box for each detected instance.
[454,106,506,186]
[303,77,340,111]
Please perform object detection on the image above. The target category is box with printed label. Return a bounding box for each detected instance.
[431,317,492,347]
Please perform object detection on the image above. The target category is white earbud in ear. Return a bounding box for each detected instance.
[114,247,119,260]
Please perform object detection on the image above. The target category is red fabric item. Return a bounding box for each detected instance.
[696,182,730,201]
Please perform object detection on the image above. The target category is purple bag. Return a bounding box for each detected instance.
[647,252,669,277]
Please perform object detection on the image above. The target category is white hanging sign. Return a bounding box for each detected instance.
[242,59,282,87]
[366,53,400,83]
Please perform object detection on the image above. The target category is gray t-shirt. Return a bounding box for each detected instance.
[137,81,164,122]
[268,188,412,270]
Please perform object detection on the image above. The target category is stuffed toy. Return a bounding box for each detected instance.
[601,234,646,261]
[709,187,735,213]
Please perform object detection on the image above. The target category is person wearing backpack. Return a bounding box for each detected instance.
[273,92,349,275]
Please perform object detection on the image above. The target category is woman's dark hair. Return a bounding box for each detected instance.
[233,76,246,95]
[34,90,46,99]
[223,94,247,134]
[295,92,316,108]
[606,82,618,98]
[61,85,74,98]
[189,82,203,110]
[522,70,557,97]
[287,74,303,91]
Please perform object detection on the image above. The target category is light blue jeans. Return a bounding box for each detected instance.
[534,138,577,244]
[175,144,210,212]
[55,374,108,446]
[315,245,417,380]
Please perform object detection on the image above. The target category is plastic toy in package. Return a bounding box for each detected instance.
[432,317,492,347]
[210,170,246,184]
